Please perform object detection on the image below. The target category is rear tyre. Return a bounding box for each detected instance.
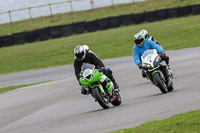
[167,80,174,92]
[111,92,122,106]
[92,87,109,109]
[153,72,168,94]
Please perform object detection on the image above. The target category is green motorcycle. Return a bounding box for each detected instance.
[79,63,122,109]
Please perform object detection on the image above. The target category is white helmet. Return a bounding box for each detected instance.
[74,45,87,61]
[139,29,149,39]
[134,33,145,47]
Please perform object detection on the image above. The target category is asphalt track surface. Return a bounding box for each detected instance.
[0,47,200,133]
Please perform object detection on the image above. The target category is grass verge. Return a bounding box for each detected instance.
[0,81,52,94]
[112,110,200,133]
[0,0,200,36]
[0,15,200,74]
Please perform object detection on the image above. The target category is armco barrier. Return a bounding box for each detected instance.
[73,22,85,34]
[38,27,50,41]
[145,10,157,22]
[97,18,110,30]
[49,26,63,38]
[109,16,121,28]
[168,7,179,18]
[0,4,200,48]
[85,20,98,32]
[121,14,133,26]
[60,24,73,37]
[191,4,200,14]
[178,5,191,17]
[132,12,145,24]
[26,30,38,43]
[1,35,14,47]
[13,32,26,45]
[156,9,169,20]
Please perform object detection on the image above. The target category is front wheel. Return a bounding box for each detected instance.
[153,72,168,94]
[92,87,109,109]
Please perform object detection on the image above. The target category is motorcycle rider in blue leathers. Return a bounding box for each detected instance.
[133,33,170,77]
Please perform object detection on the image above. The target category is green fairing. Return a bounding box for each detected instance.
[152,70,160,75]
[79,69,112,93]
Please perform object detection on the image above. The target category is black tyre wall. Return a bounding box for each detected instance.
[168,7,179,18]
[1,35,14,47]
[13,32,26,45]
[132,12,145,24]
[191,4,200,15]
[109,16,121,28]
[38,27,50,41]
[73,22,85,34]
[26,30,38,43]
[49,26,63,38]
[145,10,157,22]
[85,20,98,32]
[157,9,169,20]
[60,24,73,37]
[97,18,110,30]
[178,5,192,17]
[121,14,133,26]
[0,37,2,48]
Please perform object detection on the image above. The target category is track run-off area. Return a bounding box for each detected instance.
[0,47,200,133]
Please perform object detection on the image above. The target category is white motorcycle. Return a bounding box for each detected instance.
[141,49,174,93]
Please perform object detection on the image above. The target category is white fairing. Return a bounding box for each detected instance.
[141,49,158,68]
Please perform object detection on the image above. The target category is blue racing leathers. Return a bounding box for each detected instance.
[133,39,164,65]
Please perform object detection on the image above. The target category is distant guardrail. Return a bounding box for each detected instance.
[0,0,140,24]
[0,4,200,48]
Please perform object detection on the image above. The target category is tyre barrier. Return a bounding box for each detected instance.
[121,14,133,26]
[13,32,26,45]
[48,26,63,38]
[73,22,85,34]
[109,16,121,28]
[97,18,110,30]
[37,27,50,41]
[0,4,200,48]
[60,24,73,37]
[145,10,157,22]
[132,12,145,24]
[0,35,14,47]
[26,30,38,43]
[85,20,98,32]
[168,7,179,18]
[178,5,191,17]
[191,4,200,15]
[157,9,169,20]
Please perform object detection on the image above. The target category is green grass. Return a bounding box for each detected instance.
[0,0,200,36]
[112,110,200,133]
[0,14,200,74]
[0,81,52,93]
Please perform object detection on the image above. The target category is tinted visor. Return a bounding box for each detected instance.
[75,51,84,60]
[135,38,144,45]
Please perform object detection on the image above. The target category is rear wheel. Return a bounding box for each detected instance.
[92,87,109,109]
[153,72,167,94]
[167,80,174,92]
[111,92,122,106]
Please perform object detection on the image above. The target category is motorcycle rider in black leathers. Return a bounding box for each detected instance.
[73,45,119,95]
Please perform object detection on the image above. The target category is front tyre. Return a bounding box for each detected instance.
[92,87,109,109]
[153,72,167,94]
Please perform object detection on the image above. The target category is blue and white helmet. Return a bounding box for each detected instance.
[74,45,89,61]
